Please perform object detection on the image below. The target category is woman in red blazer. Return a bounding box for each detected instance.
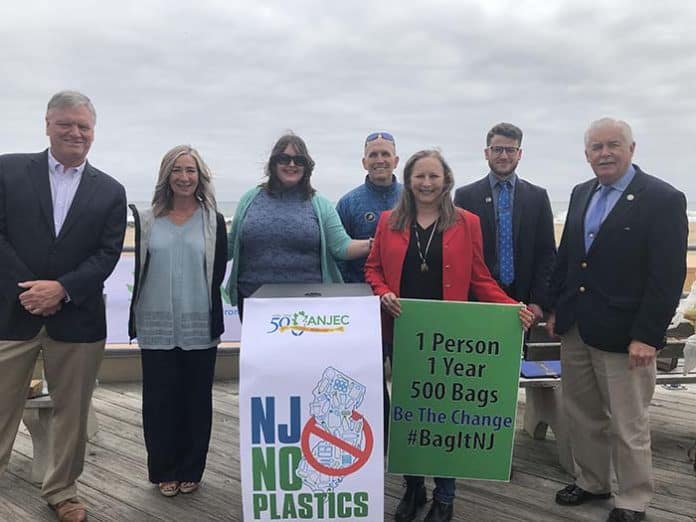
[364,150,533,522]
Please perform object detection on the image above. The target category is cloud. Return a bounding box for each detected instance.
[1,0,695,205]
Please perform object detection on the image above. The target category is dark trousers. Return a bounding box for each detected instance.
[237,287,250,323]
[383,343,393,453]
[405,475,455,503]
[141,346,217,483]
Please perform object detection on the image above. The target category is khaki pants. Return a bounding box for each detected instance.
[561,325,655,511]
[0,327,104,506]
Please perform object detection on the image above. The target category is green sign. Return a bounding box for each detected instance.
[387,299,523,481]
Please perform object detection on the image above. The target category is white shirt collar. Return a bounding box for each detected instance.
[48,149,87,176]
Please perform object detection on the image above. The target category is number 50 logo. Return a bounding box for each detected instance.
[266,315,304,336]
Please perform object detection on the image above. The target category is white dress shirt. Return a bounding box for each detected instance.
[48,150,85,236]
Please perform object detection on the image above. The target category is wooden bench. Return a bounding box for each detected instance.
[520,322,696,475]
[22,397,99,484]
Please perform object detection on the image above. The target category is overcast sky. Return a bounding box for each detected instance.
[2,0,695,208]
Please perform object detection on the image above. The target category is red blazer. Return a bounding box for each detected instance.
[364,208,515,342]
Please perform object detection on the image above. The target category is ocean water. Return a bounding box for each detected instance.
[127,200,696,224]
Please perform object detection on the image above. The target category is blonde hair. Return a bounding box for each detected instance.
[151,145,217,217]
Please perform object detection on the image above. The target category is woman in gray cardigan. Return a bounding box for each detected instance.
[129,145,227,497]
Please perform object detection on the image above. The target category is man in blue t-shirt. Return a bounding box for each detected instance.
[336,131,402,283]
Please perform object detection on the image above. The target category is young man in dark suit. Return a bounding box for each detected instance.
[454,122,556,320]
[548,118,687,522]
[0,91,126,522]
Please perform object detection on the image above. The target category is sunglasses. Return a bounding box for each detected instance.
[365,132,395,146]
[272,153,309,167]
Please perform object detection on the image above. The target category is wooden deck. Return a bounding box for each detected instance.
[2,382,695,521]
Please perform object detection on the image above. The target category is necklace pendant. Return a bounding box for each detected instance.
[420,262,429,272]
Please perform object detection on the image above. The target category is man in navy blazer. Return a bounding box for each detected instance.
[0,91,126,521]
[454,122,556,320]
[548,118,687,522]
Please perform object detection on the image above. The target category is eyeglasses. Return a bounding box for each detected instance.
[272,153,309,167]
[488,146,520,155]
[365,132,395,146]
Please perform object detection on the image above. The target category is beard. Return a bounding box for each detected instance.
[489,160,518,177]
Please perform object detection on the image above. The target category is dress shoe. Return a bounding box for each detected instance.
[424,499,453,522]
[607,508,646,521]
[555,483,611,505]
[49,498,87,522]
[394,484,427,521]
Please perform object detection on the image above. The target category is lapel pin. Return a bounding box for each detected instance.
[626,194,634,201]
[485,196,492,203]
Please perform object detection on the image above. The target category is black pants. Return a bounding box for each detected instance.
[141,346,217,483]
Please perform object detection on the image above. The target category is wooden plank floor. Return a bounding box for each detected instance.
[2,382,694,521]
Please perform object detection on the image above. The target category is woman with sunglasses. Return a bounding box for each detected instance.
[364,150,534,522]
[226,133,371,318]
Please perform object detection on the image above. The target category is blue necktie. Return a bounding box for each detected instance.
[584,185,612,252]
[497,181,514,286]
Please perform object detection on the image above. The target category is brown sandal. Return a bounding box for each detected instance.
[158,481,180,497]
[49,498,87,522]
